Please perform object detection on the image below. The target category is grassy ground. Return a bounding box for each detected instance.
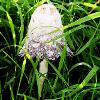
[0,0,100,100]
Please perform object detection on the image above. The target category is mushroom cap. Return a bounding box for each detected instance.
[19,4,73,60]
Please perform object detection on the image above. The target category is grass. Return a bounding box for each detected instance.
[0,0,100,100]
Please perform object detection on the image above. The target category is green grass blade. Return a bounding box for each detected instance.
[35,69,41,98]
[6,12,16,48]
[56,83,100,96]
[62,92,65,100]
[67,65,99,98]
[82,2,97,9]
[76,30,95,55]
[47,79,56,98]
[23,94,27,100]
[48,60,68,86]
[47,24,87,43]
[53,46,67,90]
[1,48,28,73]
[1,49,28,86]
[78,65,99,89]
[63,12,100,30]
[6,0,11,11]
[0,6,16,49]
[17,36,27,54]
[9,85,14,100]
[2,50,20,68]
[17,57,26,94]
[92,56,100,62]
[0,32,9,47]
[0,6,6,12]
[17,93,37,100]
[28,59,39,95]
[69,62,92,73]
[6,76,15,86]
[73,88,91,100]
[25,53,40,97]
[29,70,35,95]
[14,2,24,45]
[56,84,79,96]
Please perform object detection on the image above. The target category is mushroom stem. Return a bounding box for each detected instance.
[39,59,48,97]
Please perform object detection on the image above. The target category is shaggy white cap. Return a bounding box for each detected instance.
[19,4,73,60]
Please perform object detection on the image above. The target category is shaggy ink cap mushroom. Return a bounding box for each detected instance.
[19,4,73,60]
